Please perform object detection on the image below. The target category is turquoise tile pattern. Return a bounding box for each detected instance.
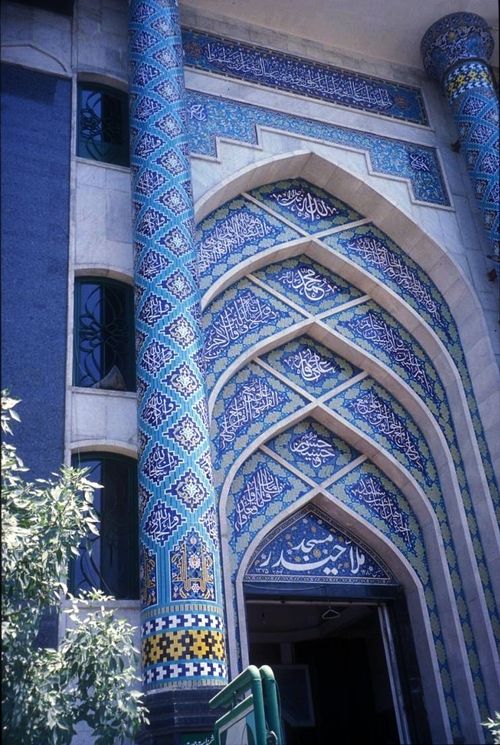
[129,0,227,691]
[421,12,499,257]
[186,91,450,206]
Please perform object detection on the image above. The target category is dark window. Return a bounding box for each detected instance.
[74,277,135,392]
[77,83,129,167]
[70,453,139,600]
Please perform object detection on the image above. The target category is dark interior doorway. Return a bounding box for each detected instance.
[246,600,401,745]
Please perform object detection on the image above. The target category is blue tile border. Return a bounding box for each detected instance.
[183,28,429,126]
[186,90,450,206]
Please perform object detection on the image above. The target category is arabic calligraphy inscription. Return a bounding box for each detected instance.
[246,507,393,583]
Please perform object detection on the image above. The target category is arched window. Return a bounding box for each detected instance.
[73,277,135,391]
[70,452,139,600]
[77,82,129,167]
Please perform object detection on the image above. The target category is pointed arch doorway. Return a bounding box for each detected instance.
[242,504,430,745]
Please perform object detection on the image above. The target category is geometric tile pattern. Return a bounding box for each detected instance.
[186,90,450,206]
[421,12,498,258]
[183,28,429,125]
[129,0,226,690]
[448,68,499,258]
[141,607,227,685]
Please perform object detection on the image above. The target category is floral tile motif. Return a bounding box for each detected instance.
[327,377,438,491]
[196,196,300,291]
[186,90,449,206]
[260,335,362,398]
[182,28,428,125]
[266,418,360,483]
[248,178,363,233]
[245,504,396,584]
[252,255,362,315]
[325,300,444,407]
[227,449,311,558]
[202,278,304,391]
[211,363,308,480]
[323,224,457,344]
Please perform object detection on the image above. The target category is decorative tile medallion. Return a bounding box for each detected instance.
[183,28,428,125]
[260,335,362,398]
[170,528,216,601]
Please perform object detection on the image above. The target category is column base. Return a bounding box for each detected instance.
[136,688,224,745]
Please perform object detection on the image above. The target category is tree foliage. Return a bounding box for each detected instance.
[483,712,500,745]
[1,392,148,744]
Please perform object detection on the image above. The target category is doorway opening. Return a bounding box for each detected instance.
[246,596,423,745]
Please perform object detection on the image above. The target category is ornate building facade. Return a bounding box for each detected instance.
[1,1,499,743]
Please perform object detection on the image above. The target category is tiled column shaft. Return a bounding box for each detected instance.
[422,12,499,259]
[129,0,227,693]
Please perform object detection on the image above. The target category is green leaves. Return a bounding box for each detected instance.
[1,393,148,744]
[482,712,500,744]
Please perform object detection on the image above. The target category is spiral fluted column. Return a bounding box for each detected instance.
[422,13,499,260]
[129,0,227,706]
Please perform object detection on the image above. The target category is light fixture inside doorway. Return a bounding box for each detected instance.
[321,606,341,621]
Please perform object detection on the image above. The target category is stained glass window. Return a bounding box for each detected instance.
[77,83,129,167]
[70,453,139,600]
[74,277,135,392]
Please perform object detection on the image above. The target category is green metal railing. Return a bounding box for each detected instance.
[209,665,283,745]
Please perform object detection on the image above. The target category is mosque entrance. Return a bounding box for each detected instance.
[245,594,429,745]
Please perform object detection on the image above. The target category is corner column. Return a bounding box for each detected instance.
[422,12,499,260]
[129,0,227,734]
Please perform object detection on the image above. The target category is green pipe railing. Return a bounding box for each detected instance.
[209,664,283,745]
